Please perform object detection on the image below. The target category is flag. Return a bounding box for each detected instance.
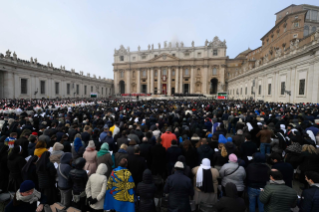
[104,166,135,212]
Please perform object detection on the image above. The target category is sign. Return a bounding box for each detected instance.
[217,92,227,99]
[90,93,98,98]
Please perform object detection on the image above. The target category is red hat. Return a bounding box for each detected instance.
[32,132,38,136]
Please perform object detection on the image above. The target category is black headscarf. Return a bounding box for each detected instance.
[36,151,51,172]
[142,169,153,184]
[22,155,38,175]
[8,145,21,160]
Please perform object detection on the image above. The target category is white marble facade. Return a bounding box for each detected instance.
[0,50,113,99]
[227,39,319,103]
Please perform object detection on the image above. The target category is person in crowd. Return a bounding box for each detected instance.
[136,169,157,212]
[299,144,319,187]
[27,135,38,156]
[192,158,219,206]
[285,135,303,169]
[5,180,47,212]
[197,138,214,165]
[164,161,194,212]
[256,125,273,155]
[114,143,129,167]
[86,163,108,212]
[4,132,17,154]
[128,145,146,186]
[33,140,47,158]
[139,136,152,167]
[16,130,30,158]
[299,171,319,211]
[69,157,88,211]
[246,153,270,212]
[161,128,177,150]
[166,139,182,174]
[57,152,73,207]
[7,145,27,192]
[270,152,294,187]
[127,139,137,155]
[97,142,113,177]
[232,129,245,147]
[36,151,57,205]
[213,143,229,170]
[83,140,98,176]
[104,158,135,212]
[215,182,246,212]
[0,146,10,192]
[240,133,258,161]
[72,137,85,160]
[99,126,109,142]
[219,153,246,196]
[150,137,166,178]
[259,169,298,212]
[49,142,64,164]
[103,131,115,151]
[21,156,39,189]
[181,139,197,169]
[117,130,129,149]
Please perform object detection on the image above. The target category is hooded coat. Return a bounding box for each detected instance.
[197,144,214,165]
[97,143,113,177]
[69,157,88,194]
[85,163,108,210]
[0,146,9,192]
[83,147,98,176]
[7,146,27,191]
[136,169,157,212]
[49,142,64,164]
[57,153,73,190]
[215,182,246,212]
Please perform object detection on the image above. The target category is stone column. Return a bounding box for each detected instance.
[308,62,314,102]
[168,67,171,96]
[126,69,131,94]
[151,68,154,94]
[203,66,208,94]
[220,65,225,92]
[114,70,118,95]
[312,62,319,103]
[175,67,179,93]
[137,69,141,93]
[290,66,296,103]
[4,72,15,98]
[157,68,161,94]
[180,67,183,93]
[190,66,194,94]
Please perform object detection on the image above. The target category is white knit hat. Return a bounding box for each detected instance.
[87,140,95,148]
[174,161,184,169]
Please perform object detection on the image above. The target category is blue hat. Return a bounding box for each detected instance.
[207,133,213,138]
[20,180,35,192]
[227,137,233,143]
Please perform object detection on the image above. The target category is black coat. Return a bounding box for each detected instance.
[0,148,9,192]
[22,164,39,189]
[215,182,246,212]
[37,162,57,189]
[150,144,166,176]
[139,142,152,168]
[136,169,157,212]
[7,154,26,191]
[182,147,198,169]
[166,146,182,173]
[163,170,194,212]
[272,162,294,187]
[69,158,88,194]
[299,152,319,173]
[246,163,270,189]
[15,137,29,158]
[299,185,319,212]
[127,154,146,185]
[197,144,214,165]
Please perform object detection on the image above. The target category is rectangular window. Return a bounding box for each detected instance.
[281,82,285,95]
[258,85,261,95]
[197,52,201,57]
[102,88,104,95]
[141,55,146,59]
[21,79,27,94]
[154,71,157,77]
[76,84,79,95]
[213,49,218,56]
[120,56,124,61]
[268,83,271,95]
[185,69,189,76]
[212,68,217,75]
[55,82,59,94]
[143,70,146,77]
[162,69,167,75]
[132,57,136,61]
[241,88,242,94]
[172,70,175,76]
[245,87,247,95]
[40,80,45,94]
[84,86,87,95]
[299,79,305,95]
[172,54,175,57]
[106,88,108,95]
[185,53,190,57]
[91,86,93,92]
[311,10,318,21]
[67,84,70,95]
[294,22,299,28]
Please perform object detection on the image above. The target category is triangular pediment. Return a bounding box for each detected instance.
[149,53,179,62]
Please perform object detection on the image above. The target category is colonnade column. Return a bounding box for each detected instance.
[180,68,183,93]
[175,67,179,93]
[190,66,194,94]
[151,68,154,94]
[157,68,161,94]
[313,62,319,103]
[308,62,314,102]
[203,66,208,94]
[168,67,171,96]
[126,69,131,94]
[137,69,141,93]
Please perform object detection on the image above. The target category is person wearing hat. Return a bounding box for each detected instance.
[4,180,47,212]
[83,140,98,176]
[163,161,194,212]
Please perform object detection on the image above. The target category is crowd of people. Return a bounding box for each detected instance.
[0,98,319,212]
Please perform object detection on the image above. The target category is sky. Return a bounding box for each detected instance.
[0,0,318,79]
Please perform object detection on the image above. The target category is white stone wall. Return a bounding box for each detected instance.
[227,43,319,103]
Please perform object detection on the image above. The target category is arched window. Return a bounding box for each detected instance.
[312,26,316,33]
[212,68,217,75]
[304,25,309,36]
[120,71,124,78]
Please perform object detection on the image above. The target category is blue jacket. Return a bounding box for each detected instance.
[299,185,319,212]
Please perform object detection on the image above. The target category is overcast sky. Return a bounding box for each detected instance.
[1,0,318,79]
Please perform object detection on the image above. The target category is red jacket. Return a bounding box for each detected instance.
[161,132,177,150]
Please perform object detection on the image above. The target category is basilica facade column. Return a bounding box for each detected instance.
[168,67,171,96]
[203,65,208,94]
[180,68,183,93]
[190,66,195,94]
[151,67,154,94]
[137,69,141,93]
[126,69,131,94]
[157,68,161,94]
[175,66,179,93]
